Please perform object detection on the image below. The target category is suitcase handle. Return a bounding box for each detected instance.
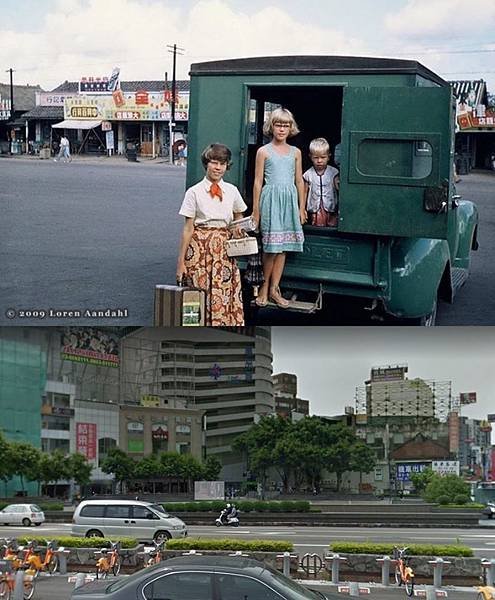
[177,274,193,287]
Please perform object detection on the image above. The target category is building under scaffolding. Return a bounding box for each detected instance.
[355,364,454,423]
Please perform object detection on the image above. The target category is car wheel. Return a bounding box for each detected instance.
[86,530,104,539]
[153,531,171,544]
[22,518,32,527]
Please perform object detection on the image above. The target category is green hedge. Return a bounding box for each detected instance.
[166,537,293,552]
[0,502,64,511]
[330,541,473,557]
[17,536,138,549]
[163,500,310,513]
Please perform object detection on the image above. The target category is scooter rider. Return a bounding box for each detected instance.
[222,503,233,524]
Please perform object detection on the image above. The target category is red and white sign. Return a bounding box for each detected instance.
[76,422,97,460]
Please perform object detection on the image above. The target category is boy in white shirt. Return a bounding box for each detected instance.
[303,138,339,227]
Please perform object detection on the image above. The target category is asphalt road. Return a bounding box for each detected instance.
[1,159,494,325]
[2,523,495,558]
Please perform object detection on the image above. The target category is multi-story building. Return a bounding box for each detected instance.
[0,326,273,495]
[272,373,309,420]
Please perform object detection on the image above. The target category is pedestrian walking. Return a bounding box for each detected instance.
[54,135,72,162]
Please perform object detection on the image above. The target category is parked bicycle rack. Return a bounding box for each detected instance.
[68,573,96,588]
[376,555,397,586]
[428,558,451,588]
[56,547,71,575]
[300,553,323,578]
[276,552,298,577]
[324,553,347,584]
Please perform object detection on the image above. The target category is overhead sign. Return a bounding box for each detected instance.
[396,462,428,482]
[0,96,11,120]
[36,92,75,107]
[370,365,407,382]
[61,328,119,368]
[432,460,460,476]
[488,414,495,423]
[65,92,189,121]
[459,392,477,405]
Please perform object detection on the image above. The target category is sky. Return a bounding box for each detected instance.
[1,0,494,92]
[272,327,495,436]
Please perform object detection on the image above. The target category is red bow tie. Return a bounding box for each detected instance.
[209,182,223,200]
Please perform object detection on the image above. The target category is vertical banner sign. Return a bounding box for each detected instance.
[448,411,460,453]
[76,422,97,460]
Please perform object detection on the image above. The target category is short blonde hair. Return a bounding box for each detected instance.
[263,107,300,137]
[309,138,330,156]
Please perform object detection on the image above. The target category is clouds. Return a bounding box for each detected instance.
[384,0,495,39]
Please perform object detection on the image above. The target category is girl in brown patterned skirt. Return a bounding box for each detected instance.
[177,144,247,326]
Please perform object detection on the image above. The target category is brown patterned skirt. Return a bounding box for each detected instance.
[184,227,244,326]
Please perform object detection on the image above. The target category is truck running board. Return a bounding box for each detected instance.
[451,267,469,297]
[253,285,323,313]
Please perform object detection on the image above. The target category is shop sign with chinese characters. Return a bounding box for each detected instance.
[432,460,460,476]
[396,462,428,481]
[76,422,97,460]
[64,91,189,121]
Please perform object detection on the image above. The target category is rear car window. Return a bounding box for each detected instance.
[30,505,42,512]
[80,504,105,518]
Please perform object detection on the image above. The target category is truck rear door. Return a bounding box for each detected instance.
[339,86,453,239]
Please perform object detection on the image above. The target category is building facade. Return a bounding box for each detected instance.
[272,372,309,419]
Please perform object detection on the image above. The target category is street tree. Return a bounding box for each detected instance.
[101,448,135,492]
[201,456,222,481]
[67,453,93,487]
[348,441,376,487]
[9,442,41,492]
[423,473,470,504]
[0,432,14,490]
[134,455,162,479]
[410,467,435,494]
[38,450,70,494]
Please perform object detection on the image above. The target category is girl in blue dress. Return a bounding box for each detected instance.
[251,108,306,308]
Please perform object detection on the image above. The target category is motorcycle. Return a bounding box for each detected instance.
[482,502,495,519]
[215,509,239,527]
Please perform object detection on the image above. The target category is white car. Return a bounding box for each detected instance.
[72,499,188,543]
[0,504,45,526]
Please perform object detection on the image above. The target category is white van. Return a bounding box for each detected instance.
[71,499,187,543]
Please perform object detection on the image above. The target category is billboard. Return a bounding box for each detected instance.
[396,462,428,482]
[76,422,97,460]
[370,365,407,382]
[459,392,477,405]
[488,414,495,423]
[194,481,225,500]
[432,460,460,476]
[61,328,119,368]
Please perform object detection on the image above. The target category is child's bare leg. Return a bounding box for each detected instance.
[270,253,289,307]
[257,253,276,303]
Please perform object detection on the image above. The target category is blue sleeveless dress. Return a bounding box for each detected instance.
[259,143,304,253]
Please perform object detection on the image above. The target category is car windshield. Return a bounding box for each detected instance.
[30,505,42,512]
[262,565,323,600]
[151,504,170,517]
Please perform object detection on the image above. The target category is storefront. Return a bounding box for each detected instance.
[451,79,495,172]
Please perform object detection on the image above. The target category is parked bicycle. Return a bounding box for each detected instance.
[0,549,35,600]
[23,540,58,576]
[394,546,415,596]
[146,540,165,567]
[95,542,121,579]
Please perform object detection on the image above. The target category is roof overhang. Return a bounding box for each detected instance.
[52,119,101,130]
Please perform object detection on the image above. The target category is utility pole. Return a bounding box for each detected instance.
[166,44,184,164]
[6,68,15,154]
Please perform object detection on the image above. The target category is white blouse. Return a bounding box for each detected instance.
[179,177,247,226]
[303,166,339,213]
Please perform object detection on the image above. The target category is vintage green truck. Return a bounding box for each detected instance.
[186,56,479,324]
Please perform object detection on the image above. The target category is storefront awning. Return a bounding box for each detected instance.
[52,119,101,130]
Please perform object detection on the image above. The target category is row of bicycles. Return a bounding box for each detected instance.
[94,539,165,579]
[0,538,60,600]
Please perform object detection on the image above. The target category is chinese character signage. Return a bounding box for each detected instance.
[36,92,75,107]
[64,91,189,121]
[61,328,119,368]
[371,365,407,382]
[432,461,460,476]
[460,392,477,405]
[396,462,428,481]
[0,96,11,120]
[76,422,97,460]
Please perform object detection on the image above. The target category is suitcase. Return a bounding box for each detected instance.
[154,285,206,326]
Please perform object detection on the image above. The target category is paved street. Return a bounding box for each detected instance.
[2,523,495,557]
[1,158,494,325]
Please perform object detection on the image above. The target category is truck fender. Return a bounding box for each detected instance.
[386,237,451,318]
[454,199,479,270]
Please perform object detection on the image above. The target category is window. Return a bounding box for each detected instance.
[143,572,213,600]
[357,138,433,179]
[216,574,283,600]
[105,505,130,519]
[80,505,105,518]
[132,506,158,520]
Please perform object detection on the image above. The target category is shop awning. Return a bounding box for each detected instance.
[52,119,101,130]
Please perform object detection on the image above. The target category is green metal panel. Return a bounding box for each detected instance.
[339,86,452,239]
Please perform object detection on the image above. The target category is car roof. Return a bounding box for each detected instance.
[78,499,155,506]
[4,504,34,509]
[146,555,267,574]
